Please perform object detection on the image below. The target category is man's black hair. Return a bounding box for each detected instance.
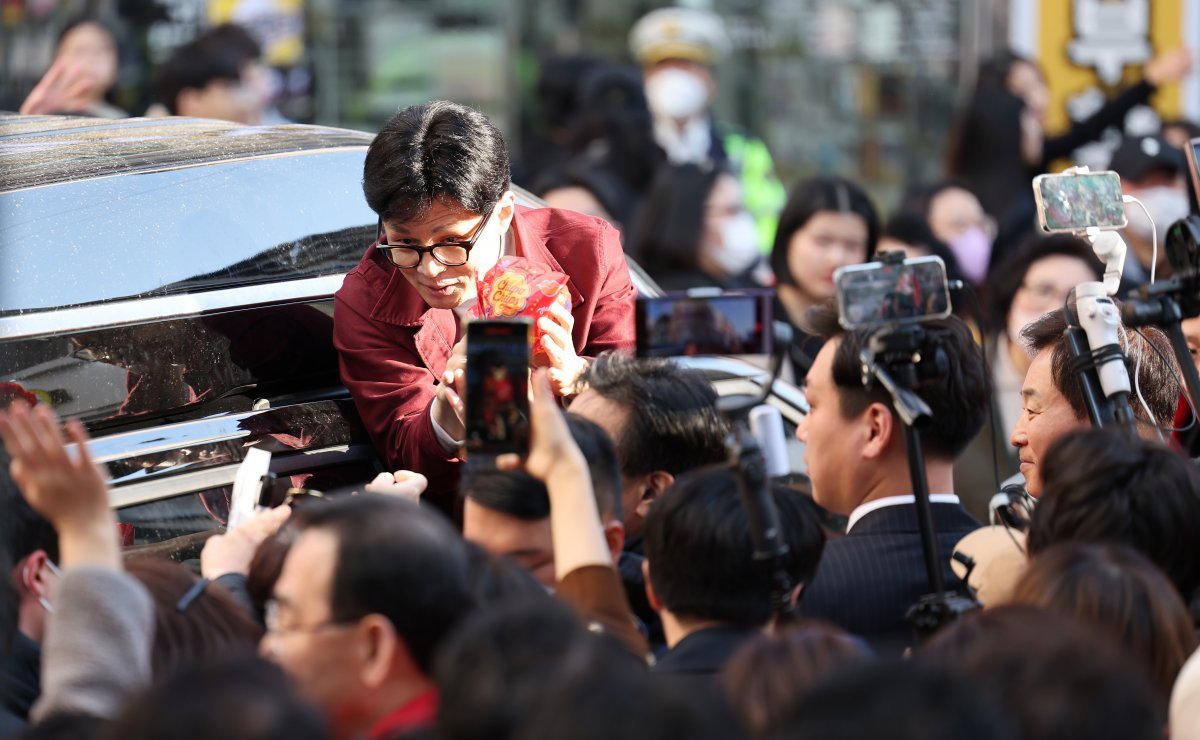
[363,101,511,222]
[770,176,880,287]
[434,598,597,740]
[643,466,825,628]
[1021,308,1178,427]
[194,23,261,65]
[298,495,474,674]
[767,660,1016,740]
[462,414,622,521]
[921,605,1164,740]
[1028,428,1200,609]
[105,657,327,740]
[807,306,990,459]
[576,353,727,479]
[152,34,245,115]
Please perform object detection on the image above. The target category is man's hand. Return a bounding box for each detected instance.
[20,58,94,115]
[200,505,291,580]
[0,401,119,568]
[535,302,588,397]
[431,340,467,446]
[364,470,428,502]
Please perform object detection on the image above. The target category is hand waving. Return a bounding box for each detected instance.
[0,402,119,568]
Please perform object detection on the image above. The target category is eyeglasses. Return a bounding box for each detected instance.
[376,203,496,269]
[263,599,360,638]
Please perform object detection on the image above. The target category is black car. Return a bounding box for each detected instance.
[0,114,802,556]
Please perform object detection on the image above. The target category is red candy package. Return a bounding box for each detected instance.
[471,256,572,360]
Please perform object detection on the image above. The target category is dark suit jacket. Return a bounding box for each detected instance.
[334,206,636,498]
[796,502,980,653]
[652,625,758,732]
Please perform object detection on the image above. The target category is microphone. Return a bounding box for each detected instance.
[749,404,790,478]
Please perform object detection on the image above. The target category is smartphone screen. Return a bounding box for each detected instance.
[635,289,773,357]
[834,256,952,330]
[465,319,531,457]
[1033,171,1127,233]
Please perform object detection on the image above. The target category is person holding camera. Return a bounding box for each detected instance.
[334,102,637,505]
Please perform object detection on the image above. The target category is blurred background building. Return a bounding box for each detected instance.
[2,0,1197,210]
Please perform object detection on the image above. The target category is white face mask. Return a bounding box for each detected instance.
[1125,186,1191,245]
[644,68,709,121]
[708,212,761,276]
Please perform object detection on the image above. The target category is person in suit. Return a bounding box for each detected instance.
[794,306,989,652]
[643,467,825,688]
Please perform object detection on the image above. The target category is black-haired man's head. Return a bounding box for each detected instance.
[152,24,266,123]
[642,466,825,639]
[571,353,728,540]
[797,307,989,515]
[1013,309,1178,496]
[462,414,624,587]
[362,100,511,223]
[265,495,473,739]
[1028,428,1200,611]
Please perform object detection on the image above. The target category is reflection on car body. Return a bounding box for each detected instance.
[0,113,803,552]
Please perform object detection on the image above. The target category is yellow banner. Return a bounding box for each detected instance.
[1039,0,1186,135]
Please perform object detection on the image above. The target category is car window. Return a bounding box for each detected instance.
[0,149,375,315]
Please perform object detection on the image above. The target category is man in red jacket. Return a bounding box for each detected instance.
[334,101,636,503]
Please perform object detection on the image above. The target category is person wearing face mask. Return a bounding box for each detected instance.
[947,47,1194,272]
[629,7,786,255]
[1108,134,1194,289]
[908,181,995,287]
[629,164,768,292]
[334,102,636,509]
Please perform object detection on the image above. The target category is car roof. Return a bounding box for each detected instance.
[0,114,374,193]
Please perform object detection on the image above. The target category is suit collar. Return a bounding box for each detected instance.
[655,624,760,675]
[848,500,979,535]
[847,494,960,532]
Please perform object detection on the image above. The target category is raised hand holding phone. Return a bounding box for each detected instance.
[498,370,609,580]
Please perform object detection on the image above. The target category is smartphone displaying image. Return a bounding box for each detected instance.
[635,290,774,358]
[1033,171,1127,233]
[834,256,952,330]
[465,319,531,457]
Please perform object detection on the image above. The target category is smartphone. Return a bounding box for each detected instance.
[465,319,531,457]
[635,289,773,357]
[834,256,952,330]
[1033,170,1127,233]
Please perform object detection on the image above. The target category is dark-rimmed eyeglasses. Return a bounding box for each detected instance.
[376,203,496,269]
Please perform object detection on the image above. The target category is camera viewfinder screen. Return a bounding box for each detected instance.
[1036,171,1127,232]
[835,257,951,330]
[636,291,773,357]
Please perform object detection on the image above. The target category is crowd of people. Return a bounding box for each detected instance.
[6,4,1200,740]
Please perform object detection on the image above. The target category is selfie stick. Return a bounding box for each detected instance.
[1074,282,1137,432]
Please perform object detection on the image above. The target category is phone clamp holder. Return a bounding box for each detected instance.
[858,324,981,642]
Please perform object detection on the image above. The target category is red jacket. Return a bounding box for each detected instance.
[334,206,636,500]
